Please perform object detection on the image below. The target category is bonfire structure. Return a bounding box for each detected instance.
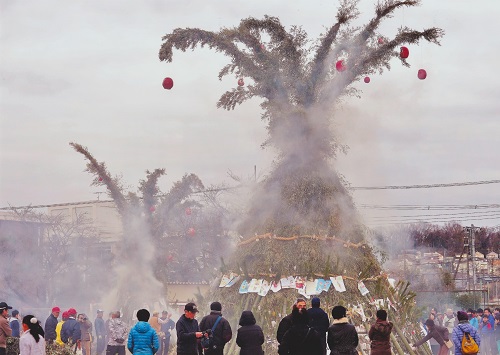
[70,143,234,316]
[160,1,442,354]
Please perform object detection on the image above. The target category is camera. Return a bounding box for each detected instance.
[202,329,212,337]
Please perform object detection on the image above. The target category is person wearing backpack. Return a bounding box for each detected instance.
[199,302,232,355]
[451,311,480,355]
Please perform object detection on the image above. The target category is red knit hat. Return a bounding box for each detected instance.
[67,308,77,316]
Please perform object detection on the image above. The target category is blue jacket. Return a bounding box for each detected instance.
[127,321,159,355]
[451,322,480,355]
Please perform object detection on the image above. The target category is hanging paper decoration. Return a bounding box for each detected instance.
[219,274,231,287]
[248,279,263,293]
[330,276,347,292]
[358,281,370,296]
[364,76,370,83]
[187,227,196,236]
[323,279,332,292]
[150,206,156,212]
[387,278,396,288]
[258,280,271,297]
[418,69,427,80]
[400,46,409,59]
[280,276,295,289]
[239,280,249,294]
[335,60,346,72]
[162,77,174,90]
[295,276,306,290]
[225,274,240,288]
[306,280,320,296]
[238,78,245,86]
[270,280,282,293]
[185,207,192,216]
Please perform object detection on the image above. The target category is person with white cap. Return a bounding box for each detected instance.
[0,301,13,355]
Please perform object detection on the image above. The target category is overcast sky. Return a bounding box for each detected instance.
[1,0,499,228]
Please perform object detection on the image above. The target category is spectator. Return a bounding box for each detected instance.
[127,309,159,355]
[308,297,329,355]
[95,310,106,355]
[176,303,203,355]
[159,311,175,355]
[78,313,93,355]
[368,309,393,355]
[55,311,68,346]
[9,310,21,337]
[413,319,450,355]
[451,311,480,355]
[0,302,13,355]
[277,298,307,344]
[199,301,232,355]
[44,307,60,344]
[236,311,264,355]
[20,315,46,355]
[327,306,359,355]
[107,311,128,355]
[278,308,323,355]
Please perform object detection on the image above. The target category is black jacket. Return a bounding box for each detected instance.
[327,319,359,355]
[277,313,293,344]
[308,307,330,335]
[236,311,264,355]
[199,312,232,354]
[44,314,59,341]
[176,315,201,355]
[278,323,323,355]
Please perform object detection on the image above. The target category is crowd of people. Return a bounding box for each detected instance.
[4,297,499,355]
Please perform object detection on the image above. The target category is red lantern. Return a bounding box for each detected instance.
[378,37,384,44]
[364,76,370,83]
[335,60,346,72]
[417,69,427,80]
[150,206,156,212]
[162,77,174,90]
[98,177,103,182]
[238,78,244,86]
[187,227,196,236]
[185,207,192,216]
[400,46,409,59]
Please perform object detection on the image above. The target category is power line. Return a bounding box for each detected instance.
[359,204,500,211]
[352,179,500,190]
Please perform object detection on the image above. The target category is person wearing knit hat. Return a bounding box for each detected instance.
[308,297,329,355]
[199,301,233,355]
[44,306,60,344]
[327,306,359,355]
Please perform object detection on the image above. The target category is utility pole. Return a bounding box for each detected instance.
[464,225,478,291]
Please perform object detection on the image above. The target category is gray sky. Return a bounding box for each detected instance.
[1,0,499,228]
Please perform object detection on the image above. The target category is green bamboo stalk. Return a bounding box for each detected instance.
[392,322,417,355]
[390,332,405,355]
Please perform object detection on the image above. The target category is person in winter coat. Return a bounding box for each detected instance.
[127,309,159,355]
[236,311,264,355]
[199,302,232,355]
[44,307,60,344]
[95,310,106,355]
[55,312,68,346]
[107,311,129,355]
[308,297,329,355]
[175,303,203,355]
[451,311,480,355]
[277,298,307,344]
[78,313,93,355]
[413,319,450,355]
[0,302,13,355]
[368,309,393,355]
[278,307,323,355]
[9,310,21,337]
[327,306,359,355]
[61,308,81,346]
[20,315,46,355]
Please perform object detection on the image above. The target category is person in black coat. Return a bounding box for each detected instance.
[236,311,264,355]
[199,302,232,355]
[277,298,307,344]
[176,303,203,355]
[327,306,359,355]
[278,308,323,355]
[44,307,60,344]
[308,297,329,355]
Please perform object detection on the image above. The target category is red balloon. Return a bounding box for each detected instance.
[187,227,196,236]
[150,206,156,212]
[418,69,427,80]
[364,76,370,83]
[162,77,174,90]
[400,46,409,59]
[336,60,346,72]
[238,78,244,86]
[185,207,192,216]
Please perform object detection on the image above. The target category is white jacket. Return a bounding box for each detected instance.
[20,330,46,355]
